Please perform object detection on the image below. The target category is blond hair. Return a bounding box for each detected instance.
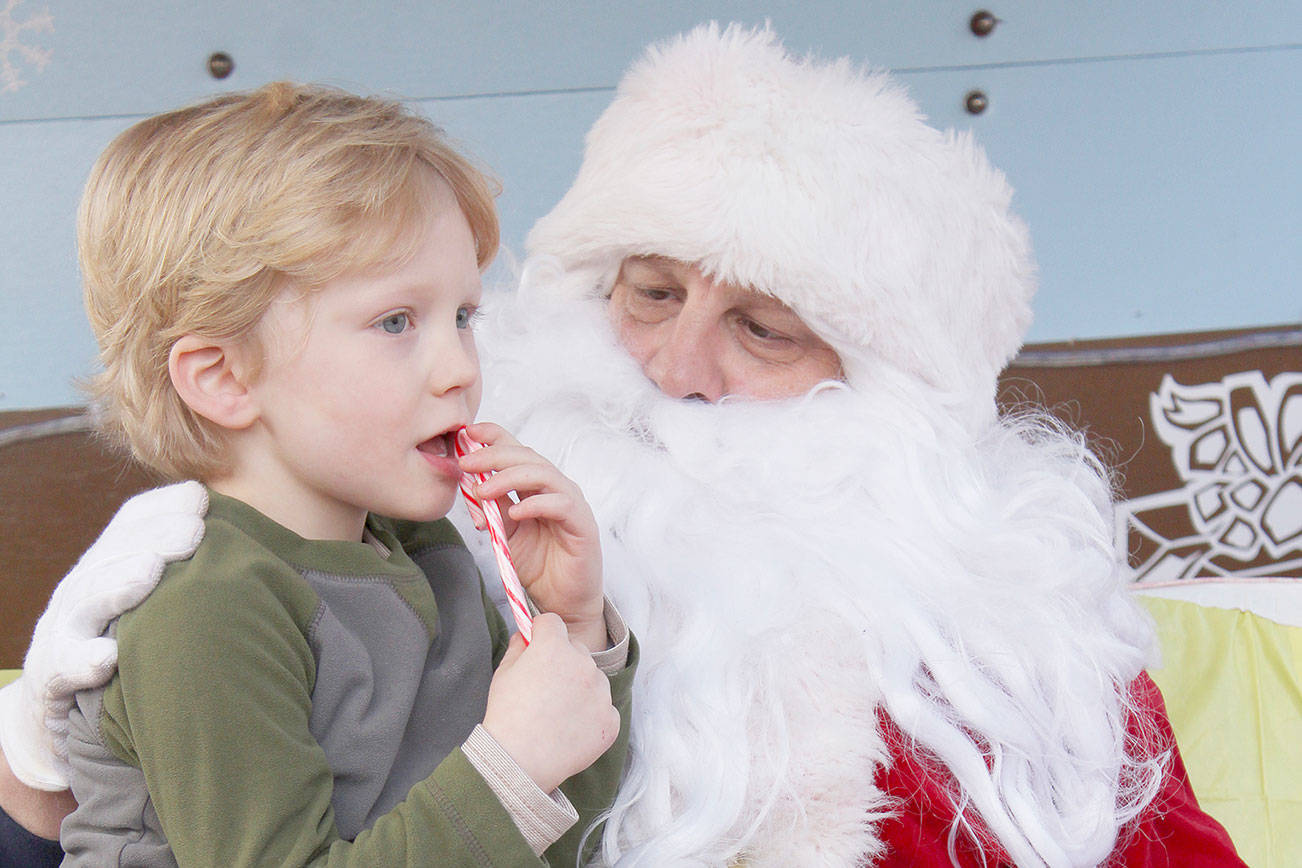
[79,81,499,480]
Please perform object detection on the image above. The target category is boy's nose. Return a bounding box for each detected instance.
[428,339,479,396]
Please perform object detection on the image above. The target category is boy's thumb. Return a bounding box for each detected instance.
[499,631,527,668]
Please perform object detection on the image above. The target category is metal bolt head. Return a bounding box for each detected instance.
[965,90,989,115]
[207,52,234,80]
[970,10,997,37]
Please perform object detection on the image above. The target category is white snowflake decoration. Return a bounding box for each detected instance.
[1118,371,1302,581]
[1,0,53,94]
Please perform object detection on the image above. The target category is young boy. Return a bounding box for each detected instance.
[55,82,635,865]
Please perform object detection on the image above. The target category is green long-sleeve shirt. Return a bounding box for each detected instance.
[61,492,635,866]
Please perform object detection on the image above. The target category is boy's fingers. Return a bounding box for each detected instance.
[529,612,567,643]
[507,492,584,529]
[602,705,622,746]
[463,421,518,449]
[457,443,548,476]
[498,632,527,668]
[474,463,574,502]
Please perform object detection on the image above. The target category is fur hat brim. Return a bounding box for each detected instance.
[527,22,1037,423]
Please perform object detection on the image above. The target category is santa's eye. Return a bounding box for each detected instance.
[456,306,478,329]
[637,286,676,302]
[738,316,793,344]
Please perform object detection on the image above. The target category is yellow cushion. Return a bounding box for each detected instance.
[0,670,18,689]
[1141,595,1302,868]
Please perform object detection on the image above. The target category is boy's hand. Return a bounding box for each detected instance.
[481,614,620,792]
[459,422,606,651]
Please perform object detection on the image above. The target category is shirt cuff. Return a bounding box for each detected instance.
[462,724,577,856]
[591,596,630,676]
[527,594,630,675]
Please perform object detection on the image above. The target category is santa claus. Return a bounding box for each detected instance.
[2,22,1241,867]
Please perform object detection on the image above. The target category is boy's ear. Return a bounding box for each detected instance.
[168,335,259,430]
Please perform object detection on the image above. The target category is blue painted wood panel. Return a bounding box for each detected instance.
[3,1,1297,122]
[0,116,132,408]
[901,49,1302,342]
[1,1,1297,409]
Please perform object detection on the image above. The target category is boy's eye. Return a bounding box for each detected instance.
[378,312,409,334]
[456,306,476,329]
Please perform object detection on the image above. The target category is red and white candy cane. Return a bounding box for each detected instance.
[455,428,533,643]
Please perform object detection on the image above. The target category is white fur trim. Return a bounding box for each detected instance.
[526,23,1036,426]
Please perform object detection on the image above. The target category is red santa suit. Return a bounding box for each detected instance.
[875,673,1242,866]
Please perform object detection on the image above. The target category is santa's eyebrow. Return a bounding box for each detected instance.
[735,297,803,323]
[623,257,682,280]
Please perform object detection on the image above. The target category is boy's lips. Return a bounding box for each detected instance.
[417,432,454,458]
[417,428,466,479]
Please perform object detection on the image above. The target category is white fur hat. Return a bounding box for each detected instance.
[526,23,1036,422]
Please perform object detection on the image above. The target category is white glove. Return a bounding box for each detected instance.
[0,481,207,789]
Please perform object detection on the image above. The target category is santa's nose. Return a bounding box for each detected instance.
[643,320,726,403]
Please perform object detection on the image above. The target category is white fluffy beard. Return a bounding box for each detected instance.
[462,286,1164,867]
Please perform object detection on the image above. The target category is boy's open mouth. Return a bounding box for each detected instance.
[417,430,457,458]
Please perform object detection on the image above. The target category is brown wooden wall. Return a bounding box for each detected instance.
[1002,325,1300,582]
[1,408,158,668]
